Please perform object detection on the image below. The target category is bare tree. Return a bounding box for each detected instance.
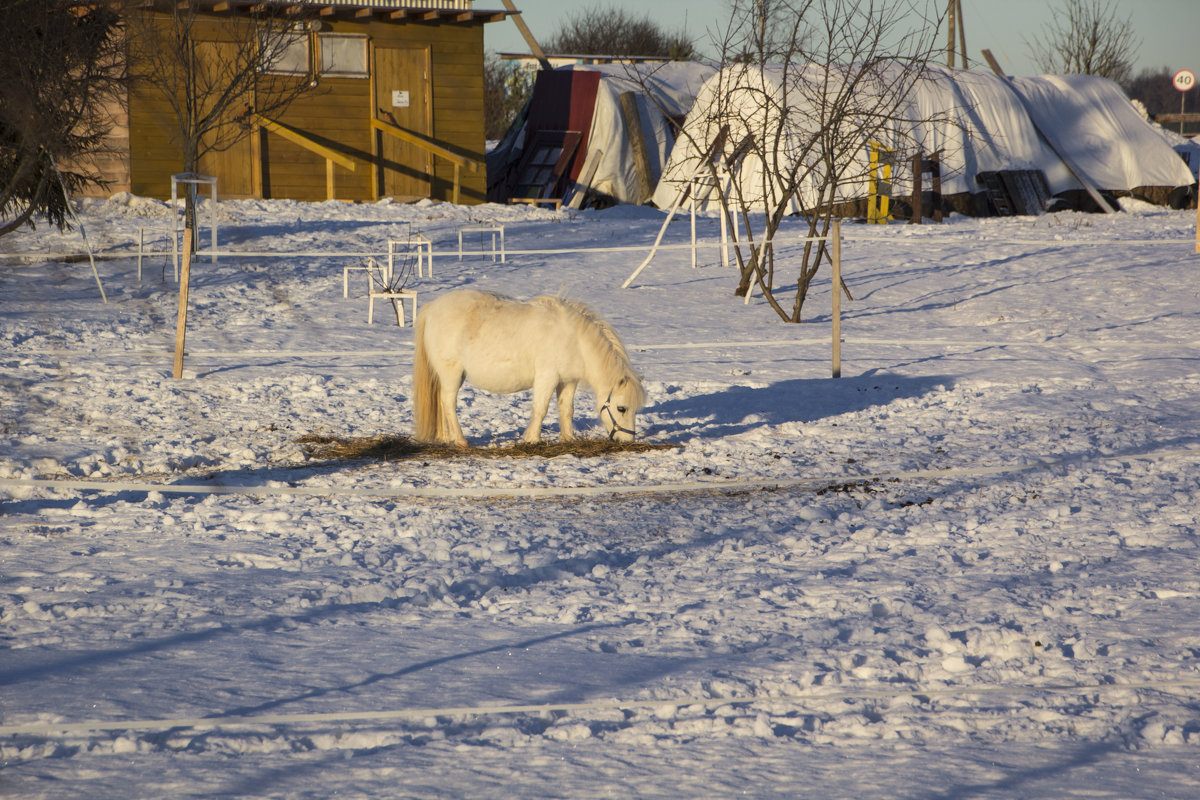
[123,2,319,229]
[0,1,124,237]
[545,6,693,59]
[664,0,944,322]
[484,53,532,141]
[1026,0,1139,84]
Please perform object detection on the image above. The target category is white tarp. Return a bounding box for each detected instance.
[490,62,716,206]
[1010,73,1197,192]
[574,62,717,205]
[652,63,1194,213]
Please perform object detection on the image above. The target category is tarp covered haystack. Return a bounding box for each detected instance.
[488,62,716,207]
[652,63,1196,216]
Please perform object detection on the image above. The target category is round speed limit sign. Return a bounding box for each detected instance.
[1174,69,1196,92]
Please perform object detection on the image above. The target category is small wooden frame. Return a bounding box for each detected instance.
[388,235,433,279]
[368,288,418,326]
[457,224,505,262]
[509,197,562,210]
[137,225,179,282]
[343,258,388,298]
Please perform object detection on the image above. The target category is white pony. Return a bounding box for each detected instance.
[413,289,645,446]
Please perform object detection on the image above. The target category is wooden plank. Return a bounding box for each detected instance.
[618,92,654,204]
[173,227,194,380]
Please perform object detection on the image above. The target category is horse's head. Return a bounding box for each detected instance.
[599,376,644,442]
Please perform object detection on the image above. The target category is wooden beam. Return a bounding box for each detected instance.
[500,0,552,70]
[981,48,1005,76]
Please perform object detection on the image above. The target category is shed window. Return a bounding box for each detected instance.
[263,30,310,75]
[320,34,368,78]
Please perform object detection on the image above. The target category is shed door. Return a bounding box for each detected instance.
[373,45,432,201]
[196,40,257,199]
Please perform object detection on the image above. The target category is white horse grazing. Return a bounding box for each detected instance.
[413,289,645,446]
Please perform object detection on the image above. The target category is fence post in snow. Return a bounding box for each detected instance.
[173,225,194,379]
[832,219,842,379]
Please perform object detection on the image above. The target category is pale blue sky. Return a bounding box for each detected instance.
[484,0,1198,79]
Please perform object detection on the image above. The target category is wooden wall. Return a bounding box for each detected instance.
[123,13,486,204]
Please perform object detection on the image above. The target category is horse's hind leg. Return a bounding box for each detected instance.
[438,371,468,447]
[556,381,577,441]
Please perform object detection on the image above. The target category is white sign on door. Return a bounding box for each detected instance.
[392,90,410,108]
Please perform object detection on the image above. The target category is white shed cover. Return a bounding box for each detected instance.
[652,63,1194,212]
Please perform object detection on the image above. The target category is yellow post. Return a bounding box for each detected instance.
[867,141,893,224]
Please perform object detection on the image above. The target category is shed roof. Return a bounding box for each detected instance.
[120,1,509,24]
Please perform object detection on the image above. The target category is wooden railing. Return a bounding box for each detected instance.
[255,113,481,204]
[369,117,480,204]
[255,115,357,201]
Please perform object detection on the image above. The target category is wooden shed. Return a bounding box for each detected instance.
[89,0,507,205]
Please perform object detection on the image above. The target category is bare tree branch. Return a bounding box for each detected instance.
[1026,0,1139,84]
[663,0,945,322]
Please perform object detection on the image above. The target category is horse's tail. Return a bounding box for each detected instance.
[412,310,441,442]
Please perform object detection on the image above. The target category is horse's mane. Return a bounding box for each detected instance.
[532,295,646,408]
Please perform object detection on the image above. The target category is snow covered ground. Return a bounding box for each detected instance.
[2,193,1200,798]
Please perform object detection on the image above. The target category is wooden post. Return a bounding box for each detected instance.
[947,0,956,68]
[831,219,842,379]
[326,158,335,201]
[911,152,923,224]
[955,0,969,69]
[929,152,943,222]
[452,162,461,205]
[173,225,194,379]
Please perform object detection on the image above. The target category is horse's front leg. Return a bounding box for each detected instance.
[521,379,555,443]
[556,381,577,441]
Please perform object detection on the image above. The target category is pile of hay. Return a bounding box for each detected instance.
[297,433,676,462]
